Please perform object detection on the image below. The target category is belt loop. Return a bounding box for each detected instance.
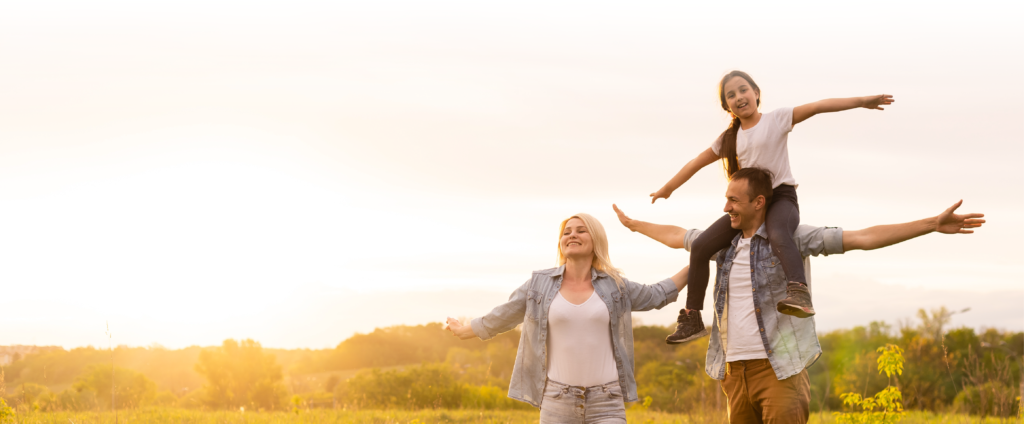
[726,363,731,376]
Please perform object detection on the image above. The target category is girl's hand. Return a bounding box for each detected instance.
[862,94,894,110]
[445,317,476,340]
[650,187,673,204]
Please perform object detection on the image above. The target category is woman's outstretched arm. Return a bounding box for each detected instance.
[792,94,894,126]
[670,266,688,293]
[445,279,530,341]
[445,317,477,340]
[650,148,719,204]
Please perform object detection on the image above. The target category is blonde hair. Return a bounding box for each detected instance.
[557,213,624,289]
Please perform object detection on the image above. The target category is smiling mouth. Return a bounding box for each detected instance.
[567,242,582,247]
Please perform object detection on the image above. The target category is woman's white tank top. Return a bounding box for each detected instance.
[545,291,619,386]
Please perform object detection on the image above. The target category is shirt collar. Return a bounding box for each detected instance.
[730,223,769,247]
[754,223,769,240]
[552,264,606,281]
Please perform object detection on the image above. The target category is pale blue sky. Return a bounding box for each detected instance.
[0,1,1020,349]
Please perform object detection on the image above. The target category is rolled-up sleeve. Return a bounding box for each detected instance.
[625,277,679,311]
[682,228,703,253]
[470,279,529,341]
[682,228,723,261]
[793,225,845,257]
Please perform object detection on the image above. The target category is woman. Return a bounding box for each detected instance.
[446,213,687,423]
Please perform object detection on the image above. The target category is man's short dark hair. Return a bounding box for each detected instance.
[730,167,774,204]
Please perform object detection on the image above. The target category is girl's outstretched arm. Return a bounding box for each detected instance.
[792,94,894,126]
[650,147,718,203]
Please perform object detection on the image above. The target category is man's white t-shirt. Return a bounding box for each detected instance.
[720,236,769,361]
[711,107,798,188]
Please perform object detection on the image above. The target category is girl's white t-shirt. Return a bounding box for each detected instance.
[546,291,619,387]
[711,107,798,188]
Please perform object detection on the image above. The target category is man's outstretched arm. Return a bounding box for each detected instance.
[613,204,688,249]
[842,200,985,251]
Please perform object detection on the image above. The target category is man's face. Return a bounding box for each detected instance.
[724,178,762,231]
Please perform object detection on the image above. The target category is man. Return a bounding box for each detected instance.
[614,167,985,424]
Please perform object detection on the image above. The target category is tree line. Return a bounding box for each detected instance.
[0,308,1020,417]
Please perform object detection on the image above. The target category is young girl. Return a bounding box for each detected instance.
[653,71,893,344]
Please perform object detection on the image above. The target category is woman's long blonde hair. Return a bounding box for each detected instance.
[557,213,624,289]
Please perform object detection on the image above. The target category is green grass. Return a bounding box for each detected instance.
[7,408,1019,423]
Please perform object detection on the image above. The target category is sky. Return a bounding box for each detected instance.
[0,1,1021,349]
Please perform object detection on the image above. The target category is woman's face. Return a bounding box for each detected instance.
[560,218,594,260]
[723,76,759,120]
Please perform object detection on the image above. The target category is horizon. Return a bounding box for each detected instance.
[0,1,1021,350]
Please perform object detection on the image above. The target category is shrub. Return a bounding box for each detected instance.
[72,365,156,409]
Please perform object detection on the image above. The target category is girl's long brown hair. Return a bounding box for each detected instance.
[717,71,761,178]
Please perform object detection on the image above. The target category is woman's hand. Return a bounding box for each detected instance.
[446,317,477,340]
[861,94,895,110]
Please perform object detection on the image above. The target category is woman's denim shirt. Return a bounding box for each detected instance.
[682,224,845,381]
[470,266,678,408]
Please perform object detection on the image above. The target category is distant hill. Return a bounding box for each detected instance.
[0,322,522,394]
[0,345,63,366]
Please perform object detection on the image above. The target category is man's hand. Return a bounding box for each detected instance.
[613,204,638,232]
[935,200,986,234]
[861,94,895,110]
[445,317,476,340]
[611,204,688,248]
[843,200,986,251]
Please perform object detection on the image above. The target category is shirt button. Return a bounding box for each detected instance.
[760,328,765,332]
[768,350,773,354]
[756,309,761,313]
[752,288,755,292]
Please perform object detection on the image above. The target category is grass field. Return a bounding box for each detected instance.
[5,408,1019,424]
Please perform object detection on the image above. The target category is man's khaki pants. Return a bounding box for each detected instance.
[720,359,810,424]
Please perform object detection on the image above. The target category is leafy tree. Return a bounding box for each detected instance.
[72,365,156,409]
[194,339,287,410]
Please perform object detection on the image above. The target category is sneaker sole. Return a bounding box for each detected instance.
[665,328,709,345]
[777,302,815,318]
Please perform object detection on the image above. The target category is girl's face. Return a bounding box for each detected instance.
[560,218,594,260]
[723,76,759,119]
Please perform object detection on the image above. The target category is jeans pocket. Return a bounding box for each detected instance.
[543,383,563,399]
[607,385,623,398]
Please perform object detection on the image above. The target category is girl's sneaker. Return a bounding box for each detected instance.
[776,282,815,318]
[665,309,708,344]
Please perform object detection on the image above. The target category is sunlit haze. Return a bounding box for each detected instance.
[1,1,1020,349]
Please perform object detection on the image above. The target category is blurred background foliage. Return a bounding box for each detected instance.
[1,309,1020,418]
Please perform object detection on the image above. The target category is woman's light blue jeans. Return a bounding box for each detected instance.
[539,379,627,424]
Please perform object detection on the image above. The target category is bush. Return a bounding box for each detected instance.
[461,385,531,410]
[953,381,1019,417]
[195,339,288,410]
[340,363,463,409]
[0,398,14,423]
[72,365,156,409]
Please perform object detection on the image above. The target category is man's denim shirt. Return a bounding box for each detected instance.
[470,266,678,408]
[682,224,844,381]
